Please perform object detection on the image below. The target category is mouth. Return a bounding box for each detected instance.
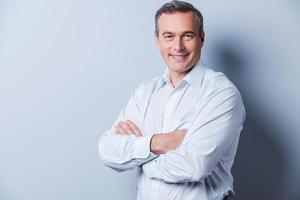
[169,53,189,62]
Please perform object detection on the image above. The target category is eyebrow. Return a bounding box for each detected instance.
[162,31,196,36]
[162,32,173,36]
[182,31,196,35]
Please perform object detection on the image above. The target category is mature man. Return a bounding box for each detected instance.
[98,1,245,200]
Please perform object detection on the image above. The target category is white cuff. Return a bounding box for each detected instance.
[133,135,152,158]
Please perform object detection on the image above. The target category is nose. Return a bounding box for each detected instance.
[173,36,185,51]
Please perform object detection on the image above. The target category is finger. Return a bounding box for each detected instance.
[126,120,142,136]
[179,129,187,140]
[115,124,127,135]
[174,131,186,146]
[119,121,134,135]
[171,129,186,143]
[177,129,187,135]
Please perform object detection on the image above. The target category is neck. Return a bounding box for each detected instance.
[169,67,194,87]
[169,72,186,87]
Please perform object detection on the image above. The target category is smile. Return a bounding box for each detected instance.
[170,53,189,62]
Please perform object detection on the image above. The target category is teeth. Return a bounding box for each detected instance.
[171,54,187,62]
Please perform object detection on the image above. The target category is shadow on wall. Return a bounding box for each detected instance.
[210,37,286,200]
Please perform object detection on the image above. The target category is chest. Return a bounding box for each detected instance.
[143,85,201,134]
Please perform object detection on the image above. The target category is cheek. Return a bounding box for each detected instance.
[160,46,170,56]
[190,45,201,56]
[188,39,202,50]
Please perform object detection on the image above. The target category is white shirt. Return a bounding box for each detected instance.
[98,62,245,200]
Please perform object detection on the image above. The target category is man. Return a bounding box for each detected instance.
[98,1,245,200]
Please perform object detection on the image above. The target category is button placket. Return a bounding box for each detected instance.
[162,86,183,132]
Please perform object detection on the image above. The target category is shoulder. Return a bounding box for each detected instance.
[131,75,161,107]
[200,67,245,118]
[134,75,160,96]
[200,67,245,112]
[203,67,241,97]
[204,68,236,90]
[135,76,160,93]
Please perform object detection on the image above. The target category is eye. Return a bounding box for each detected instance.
[183,34,194,41]
[163,34,174,41]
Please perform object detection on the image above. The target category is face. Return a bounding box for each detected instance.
[155,12,204,76]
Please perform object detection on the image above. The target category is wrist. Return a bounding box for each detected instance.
[150,134,165,155]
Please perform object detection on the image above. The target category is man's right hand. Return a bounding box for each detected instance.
[150,129,187,155]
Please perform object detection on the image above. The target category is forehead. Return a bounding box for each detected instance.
[157,12,198,32]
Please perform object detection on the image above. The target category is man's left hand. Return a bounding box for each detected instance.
[115,120,142,137]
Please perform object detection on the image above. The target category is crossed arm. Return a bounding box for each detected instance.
[98,91,186,172]
[115,120,186,155]
[98,87,245,183]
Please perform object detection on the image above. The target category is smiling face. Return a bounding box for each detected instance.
[155,11,204,79]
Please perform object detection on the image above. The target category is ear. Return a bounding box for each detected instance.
[154,36,159,48]
[200,32,205,42]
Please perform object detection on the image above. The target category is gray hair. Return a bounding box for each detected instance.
[155,0,204,36]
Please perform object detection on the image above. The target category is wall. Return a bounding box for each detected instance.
[0,0,299,199]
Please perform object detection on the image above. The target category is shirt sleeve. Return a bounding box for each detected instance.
[142,87,246,183]
[98,90,157,172]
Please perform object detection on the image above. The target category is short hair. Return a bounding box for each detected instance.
[155,0,204,36]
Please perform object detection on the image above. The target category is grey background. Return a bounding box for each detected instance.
[0,0,299,199]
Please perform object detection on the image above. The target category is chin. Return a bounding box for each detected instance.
[175,66,188,72]
[169,63,192,73]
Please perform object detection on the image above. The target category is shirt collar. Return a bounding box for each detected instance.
[155,61,206,91]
